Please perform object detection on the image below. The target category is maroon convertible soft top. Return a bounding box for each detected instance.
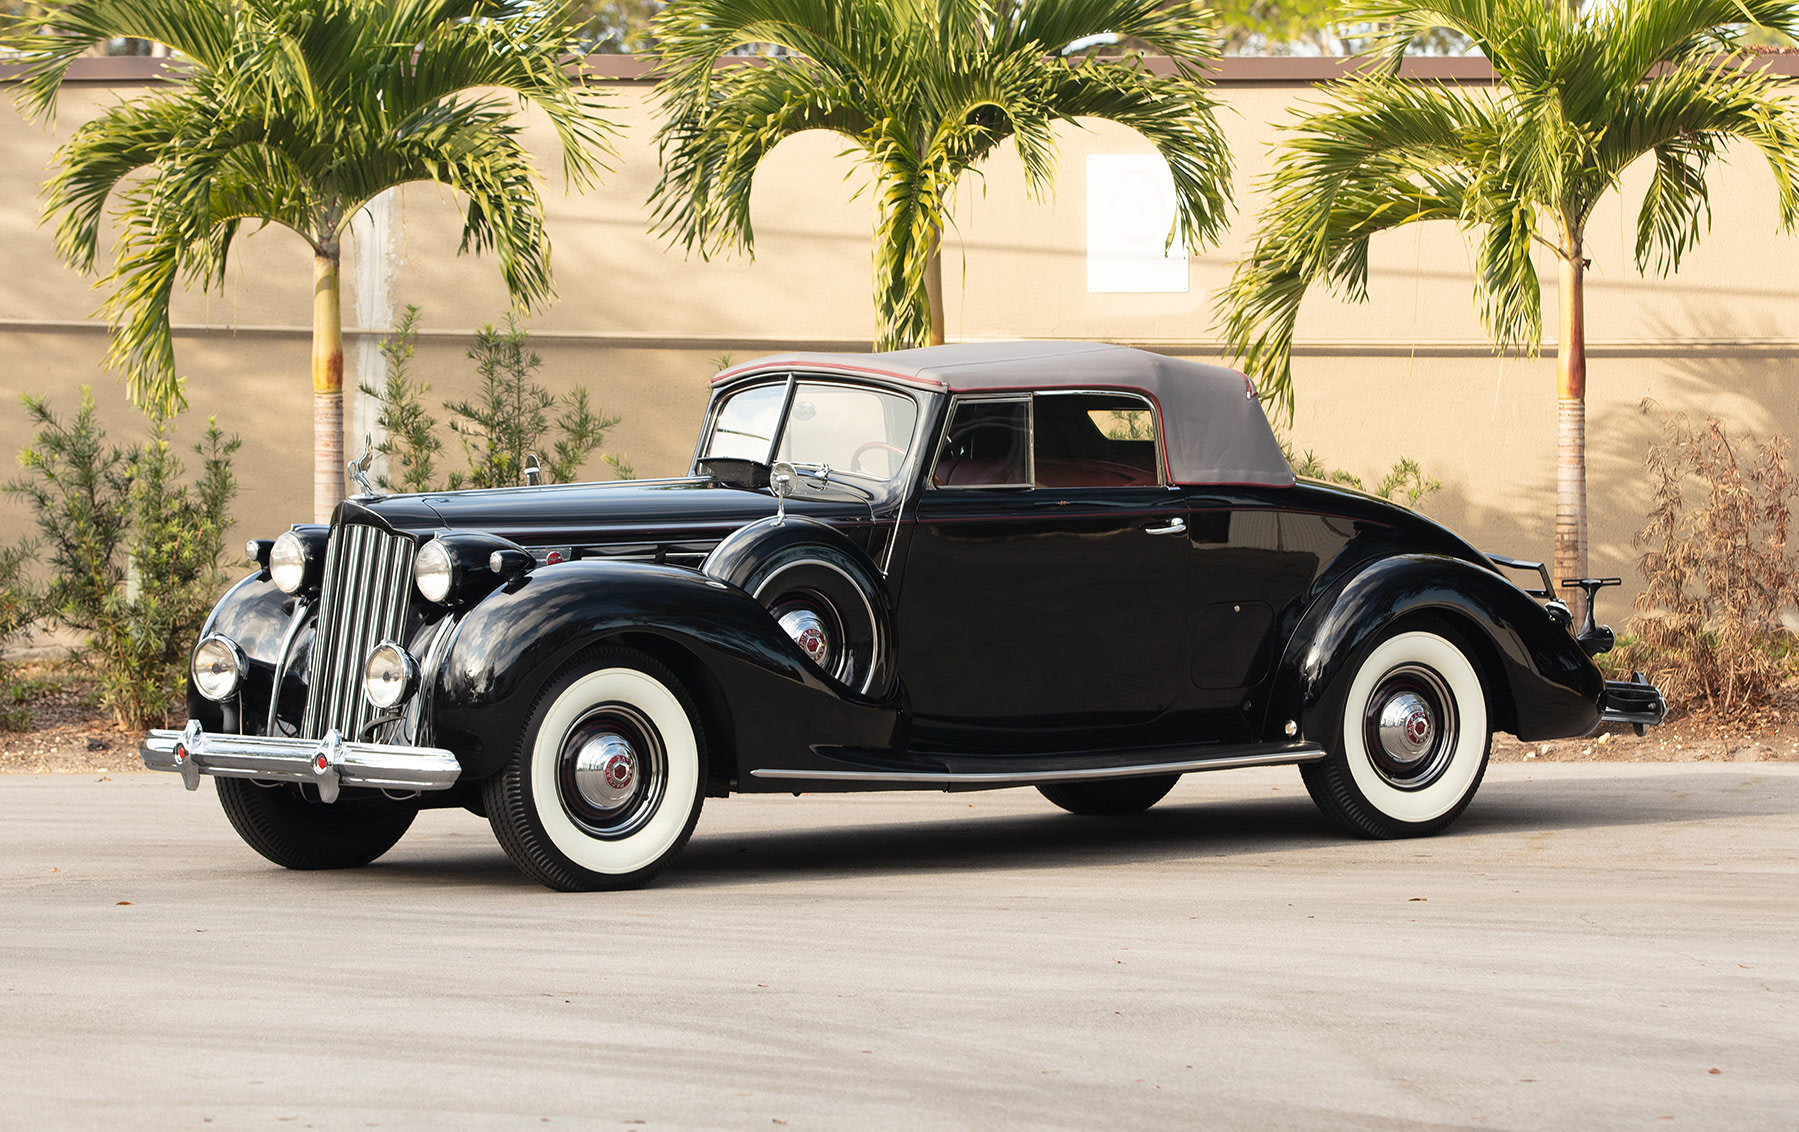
[716,340,1296,488]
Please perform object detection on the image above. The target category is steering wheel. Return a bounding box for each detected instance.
[850,441,906,473]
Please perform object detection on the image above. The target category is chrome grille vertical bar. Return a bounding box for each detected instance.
[301,523,417,741]
[349,530,396,741]
[332,525,372,735]
[301,527,348,737]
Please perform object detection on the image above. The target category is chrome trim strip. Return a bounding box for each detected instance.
[266,595,312,737]
[749,746,1328,785]
[406,612,460,748]
[141,723,460,802]
[1600,706,1667,728]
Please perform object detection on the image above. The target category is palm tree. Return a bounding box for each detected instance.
[1221,0,1799,621]
[6,0,615,522]
[649,0,1232,350]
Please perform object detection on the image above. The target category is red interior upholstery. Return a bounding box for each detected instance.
[1032,459,1158,488]
[932,457,1015,486]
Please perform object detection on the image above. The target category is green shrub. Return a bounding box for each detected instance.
[4,389,240,730]
[363,306,443,494]
[1286,443,1441,510]
[362,309,631,489]
[0,542,36,731]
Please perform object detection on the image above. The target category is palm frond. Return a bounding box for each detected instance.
[653,0,1226,348]
[19,0,616,412]
[1047,61,1232,252]
[649,60,878,258]
[4,0,234,120]
[42,96,187,273]
[1221,78,1486,417]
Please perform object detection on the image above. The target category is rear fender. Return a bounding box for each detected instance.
[434,560,901,782]
[1270,554,1602,744]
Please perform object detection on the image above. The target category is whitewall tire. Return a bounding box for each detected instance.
[486,647,706,891]
[1301,626,1491,838]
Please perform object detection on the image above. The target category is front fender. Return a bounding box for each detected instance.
[186,572,300,733]
[434,560,901,782]
[1273,554,1602,744]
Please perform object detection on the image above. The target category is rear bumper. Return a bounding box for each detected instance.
[140,721,461,803]
[1599,677,1668,732]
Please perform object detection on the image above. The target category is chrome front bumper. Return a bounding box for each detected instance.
[140,721,461,803]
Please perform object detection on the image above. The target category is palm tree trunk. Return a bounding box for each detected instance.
[313,245,345,524]
[1555,251,1589,626]
[924,237,946,346]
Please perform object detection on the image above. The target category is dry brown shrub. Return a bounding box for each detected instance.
[1611,404,1799,717]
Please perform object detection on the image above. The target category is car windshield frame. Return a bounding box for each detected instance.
[695,373,934,503]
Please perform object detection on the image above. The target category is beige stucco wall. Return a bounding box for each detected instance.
[3,64,1798,618]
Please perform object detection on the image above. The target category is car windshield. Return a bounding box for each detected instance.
[703,383,786,461]
[705,381,919,482]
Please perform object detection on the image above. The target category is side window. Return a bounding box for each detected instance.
[1032,393,1161,488]
[931,399,1031,487]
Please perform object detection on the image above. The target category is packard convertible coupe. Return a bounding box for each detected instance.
[142,341,1664,890]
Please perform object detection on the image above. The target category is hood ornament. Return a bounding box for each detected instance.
[347,435,378,498]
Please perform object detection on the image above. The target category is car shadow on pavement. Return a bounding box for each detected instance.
[354,768,1799,889]
[658,770,1799,887]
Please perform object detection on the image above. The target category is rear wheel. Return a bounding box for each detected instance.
[216,777,416,869]
[1037,774,1180,816]
[1301,625,1491,838]
[485,647,706,892]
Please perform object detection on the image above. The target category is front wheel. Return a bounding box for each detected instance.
[216,778,417,869]
[485,647,706,891]
[1301,626,1492,838]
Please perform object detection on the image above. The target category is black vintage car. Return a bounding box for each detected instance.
[143,341,1664,890]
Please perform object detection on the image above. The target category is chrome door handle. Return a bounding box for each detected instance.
[1143,517,1187,536]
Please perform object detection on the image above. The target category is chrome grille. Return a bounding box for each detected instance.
[301,522,417,741]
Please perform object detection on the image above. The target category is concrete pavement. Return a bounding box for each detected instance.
[2,763,1795,1129]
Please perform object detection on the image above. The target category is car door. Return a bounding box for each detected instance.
[895,391,1189,749]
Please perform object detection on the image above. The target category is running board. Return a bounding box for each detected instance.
[750,740,1328,789]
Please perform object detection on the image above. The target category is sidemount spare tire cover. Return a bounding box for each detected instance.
[703,516,895,697]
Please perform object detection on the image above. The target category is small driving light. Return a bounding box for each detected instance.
[489,548,534,580]
[191,635,248,702]
[415,540,453,603]
[270,531,309,594]
[363,641,420,709]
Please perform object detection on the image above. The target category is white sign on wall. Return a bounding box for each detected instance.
[1086,154,1188,293]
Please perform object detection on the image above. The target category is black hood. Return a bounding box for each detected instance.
[348,477,872,554]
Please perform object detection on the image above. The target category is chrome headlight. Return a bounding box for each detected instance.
[363,641,420,709]
[191,635,247,702]
[415,539,453,604]
[270,530,313,594]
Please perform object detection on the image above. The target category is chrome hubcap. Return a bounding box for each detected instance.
[776,605,835,672]
[556,703,666,840]
[1362,664,1458,790]
[572,732,638,810]
[1377,691,1435,764]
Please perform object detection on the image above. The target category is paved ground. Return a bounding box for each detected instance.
[2,764,1795,1130]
